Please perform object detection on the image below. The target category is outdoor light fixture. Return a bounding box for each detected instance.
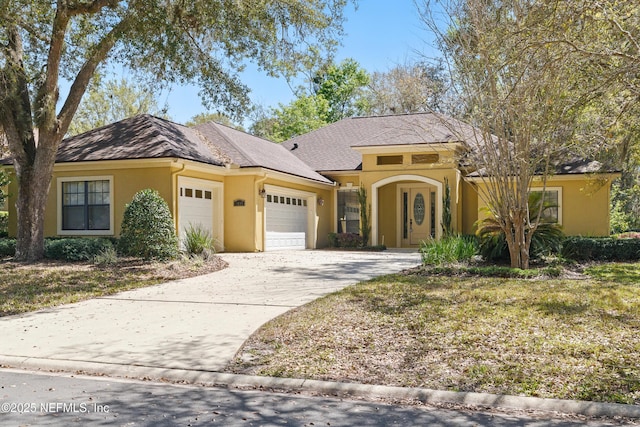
[258,188,267,198]
[318,197,325,206]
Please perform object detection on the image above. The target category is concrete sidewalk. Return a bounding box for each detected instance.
[0,250,421,372]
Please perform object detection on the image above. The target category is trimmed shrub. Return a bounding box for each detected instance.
[561,237,640,261]
[0,211,8,237]
[420,235,477,265]
[45,238,114,261]
[0,238,16,257]
[331,232,364,248]
[118,189,179,260]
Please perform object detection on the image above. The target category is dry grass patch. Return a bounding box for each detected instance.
[0,256,227,316]
[228,263,640,404]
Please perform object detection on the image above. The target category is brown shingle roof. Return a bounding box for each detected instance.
[281,113,473,171]
[56,114,230,166]
[38,114,330,184]
[282,113,616,176]
[194,121,332,184]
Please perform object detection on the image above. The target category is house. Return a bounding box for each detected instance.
[3,113,619,251]
[282,113,618,246]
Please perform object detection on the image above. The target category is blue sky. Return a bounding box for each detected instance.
[163,1,437,125]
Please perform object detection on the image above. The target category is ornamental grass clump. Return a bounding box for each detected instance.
[420,235,477,265]
[118,189,179,260]
[183,223,216,259]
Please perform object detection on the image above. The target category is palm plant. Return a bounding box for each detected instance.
[476,192,564,262]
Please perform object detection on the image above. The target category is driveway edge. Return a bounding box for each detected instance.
[2,355,638,420]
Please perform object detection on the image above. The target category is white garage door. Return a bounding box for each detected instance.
[178,182,215,249]
[265,192,308,250]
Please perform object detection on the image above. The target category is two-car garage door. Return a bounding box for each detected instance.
[265,191,309,250]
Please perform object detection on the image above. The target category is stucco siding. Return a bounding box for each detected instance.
[474,176,615,237]
[224,175,258,252]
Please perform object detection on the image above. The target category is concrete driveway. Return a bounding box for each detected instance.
[0,250,420,374]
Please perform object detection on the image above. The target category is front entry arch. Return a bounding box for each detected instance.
[371,175,443,246]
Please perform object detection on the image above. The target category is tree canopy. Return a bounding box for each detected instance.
[0,0,351,261]
[420,0,640,267]
[251,58,370,141]
[185,112,243,130]
[366,61,450,115]
[68,75,169,135]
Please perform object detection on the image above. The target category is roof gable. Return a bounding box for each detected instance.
[194,121,332,184]
[282,113,470,171]
[49,114,330,184]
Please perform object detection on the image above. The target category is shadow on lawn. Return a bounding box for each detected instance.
[586,263,640,285]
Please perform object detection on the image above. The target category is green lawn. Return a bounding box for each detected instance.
[228,262,640,405]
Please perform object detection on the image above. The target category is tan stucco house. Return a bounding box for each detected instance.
[4,113,618,251]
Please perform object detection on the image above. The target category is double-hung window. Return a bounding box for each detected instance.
[58,177,113,235]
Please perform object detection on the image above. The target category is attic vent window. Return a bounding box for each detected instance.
[412,154,439,164]
[377,155,403,165]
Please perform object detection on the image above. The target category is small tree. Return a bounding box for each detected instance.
[118,189,178,260]
[358,185,371,246]
[420,0,590,269]
[441,177,452,237]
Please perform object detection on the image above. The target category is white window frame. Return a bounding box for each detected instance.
[530,186,563,225]
[57,176,115,236]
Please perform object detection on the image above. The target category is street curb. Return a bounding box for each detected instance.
[1,355,639,420]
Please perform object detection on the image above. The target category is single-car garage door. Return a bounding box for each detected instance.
[265,192,308,250]
[178,177,222,251]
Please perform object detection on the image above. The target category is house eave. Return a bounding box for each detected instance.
[236,167,335,189]
[464,171,621,183]
[352,142,464,155]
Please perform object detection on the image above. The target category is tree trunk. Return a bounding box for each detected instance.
[505,209,530,270]
[13,135,59,262]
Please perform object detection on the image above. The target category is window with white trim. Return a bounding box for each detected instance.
[60,178,112,232]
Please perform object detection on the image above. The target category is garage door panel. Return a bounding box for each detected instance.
[265,191,308,250]
[178,183,216,247]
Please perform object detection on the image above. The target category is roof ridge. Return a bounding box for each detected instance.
[191,127,233,165]
[197,122,255,165]
[350,112,436,120]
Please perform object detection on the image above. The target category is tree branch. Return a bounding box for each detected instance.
[34,1,71,132]
[0,26,36,168]
[57,17,130,135]
[66,0,120,16]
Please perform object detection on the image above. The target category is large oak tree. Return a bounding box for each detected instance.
[0,0,349,261]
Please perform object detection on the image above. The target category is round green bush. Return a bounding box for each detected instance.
[117,189,179,260]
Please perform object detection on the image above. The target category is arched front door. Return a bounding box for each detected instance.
[371,175,443,247]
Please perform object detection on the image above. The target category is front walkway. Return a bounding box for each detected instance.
[0,250,420,373]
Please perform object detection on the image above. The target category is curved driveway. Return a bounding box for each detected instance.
[0,250,420,374]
